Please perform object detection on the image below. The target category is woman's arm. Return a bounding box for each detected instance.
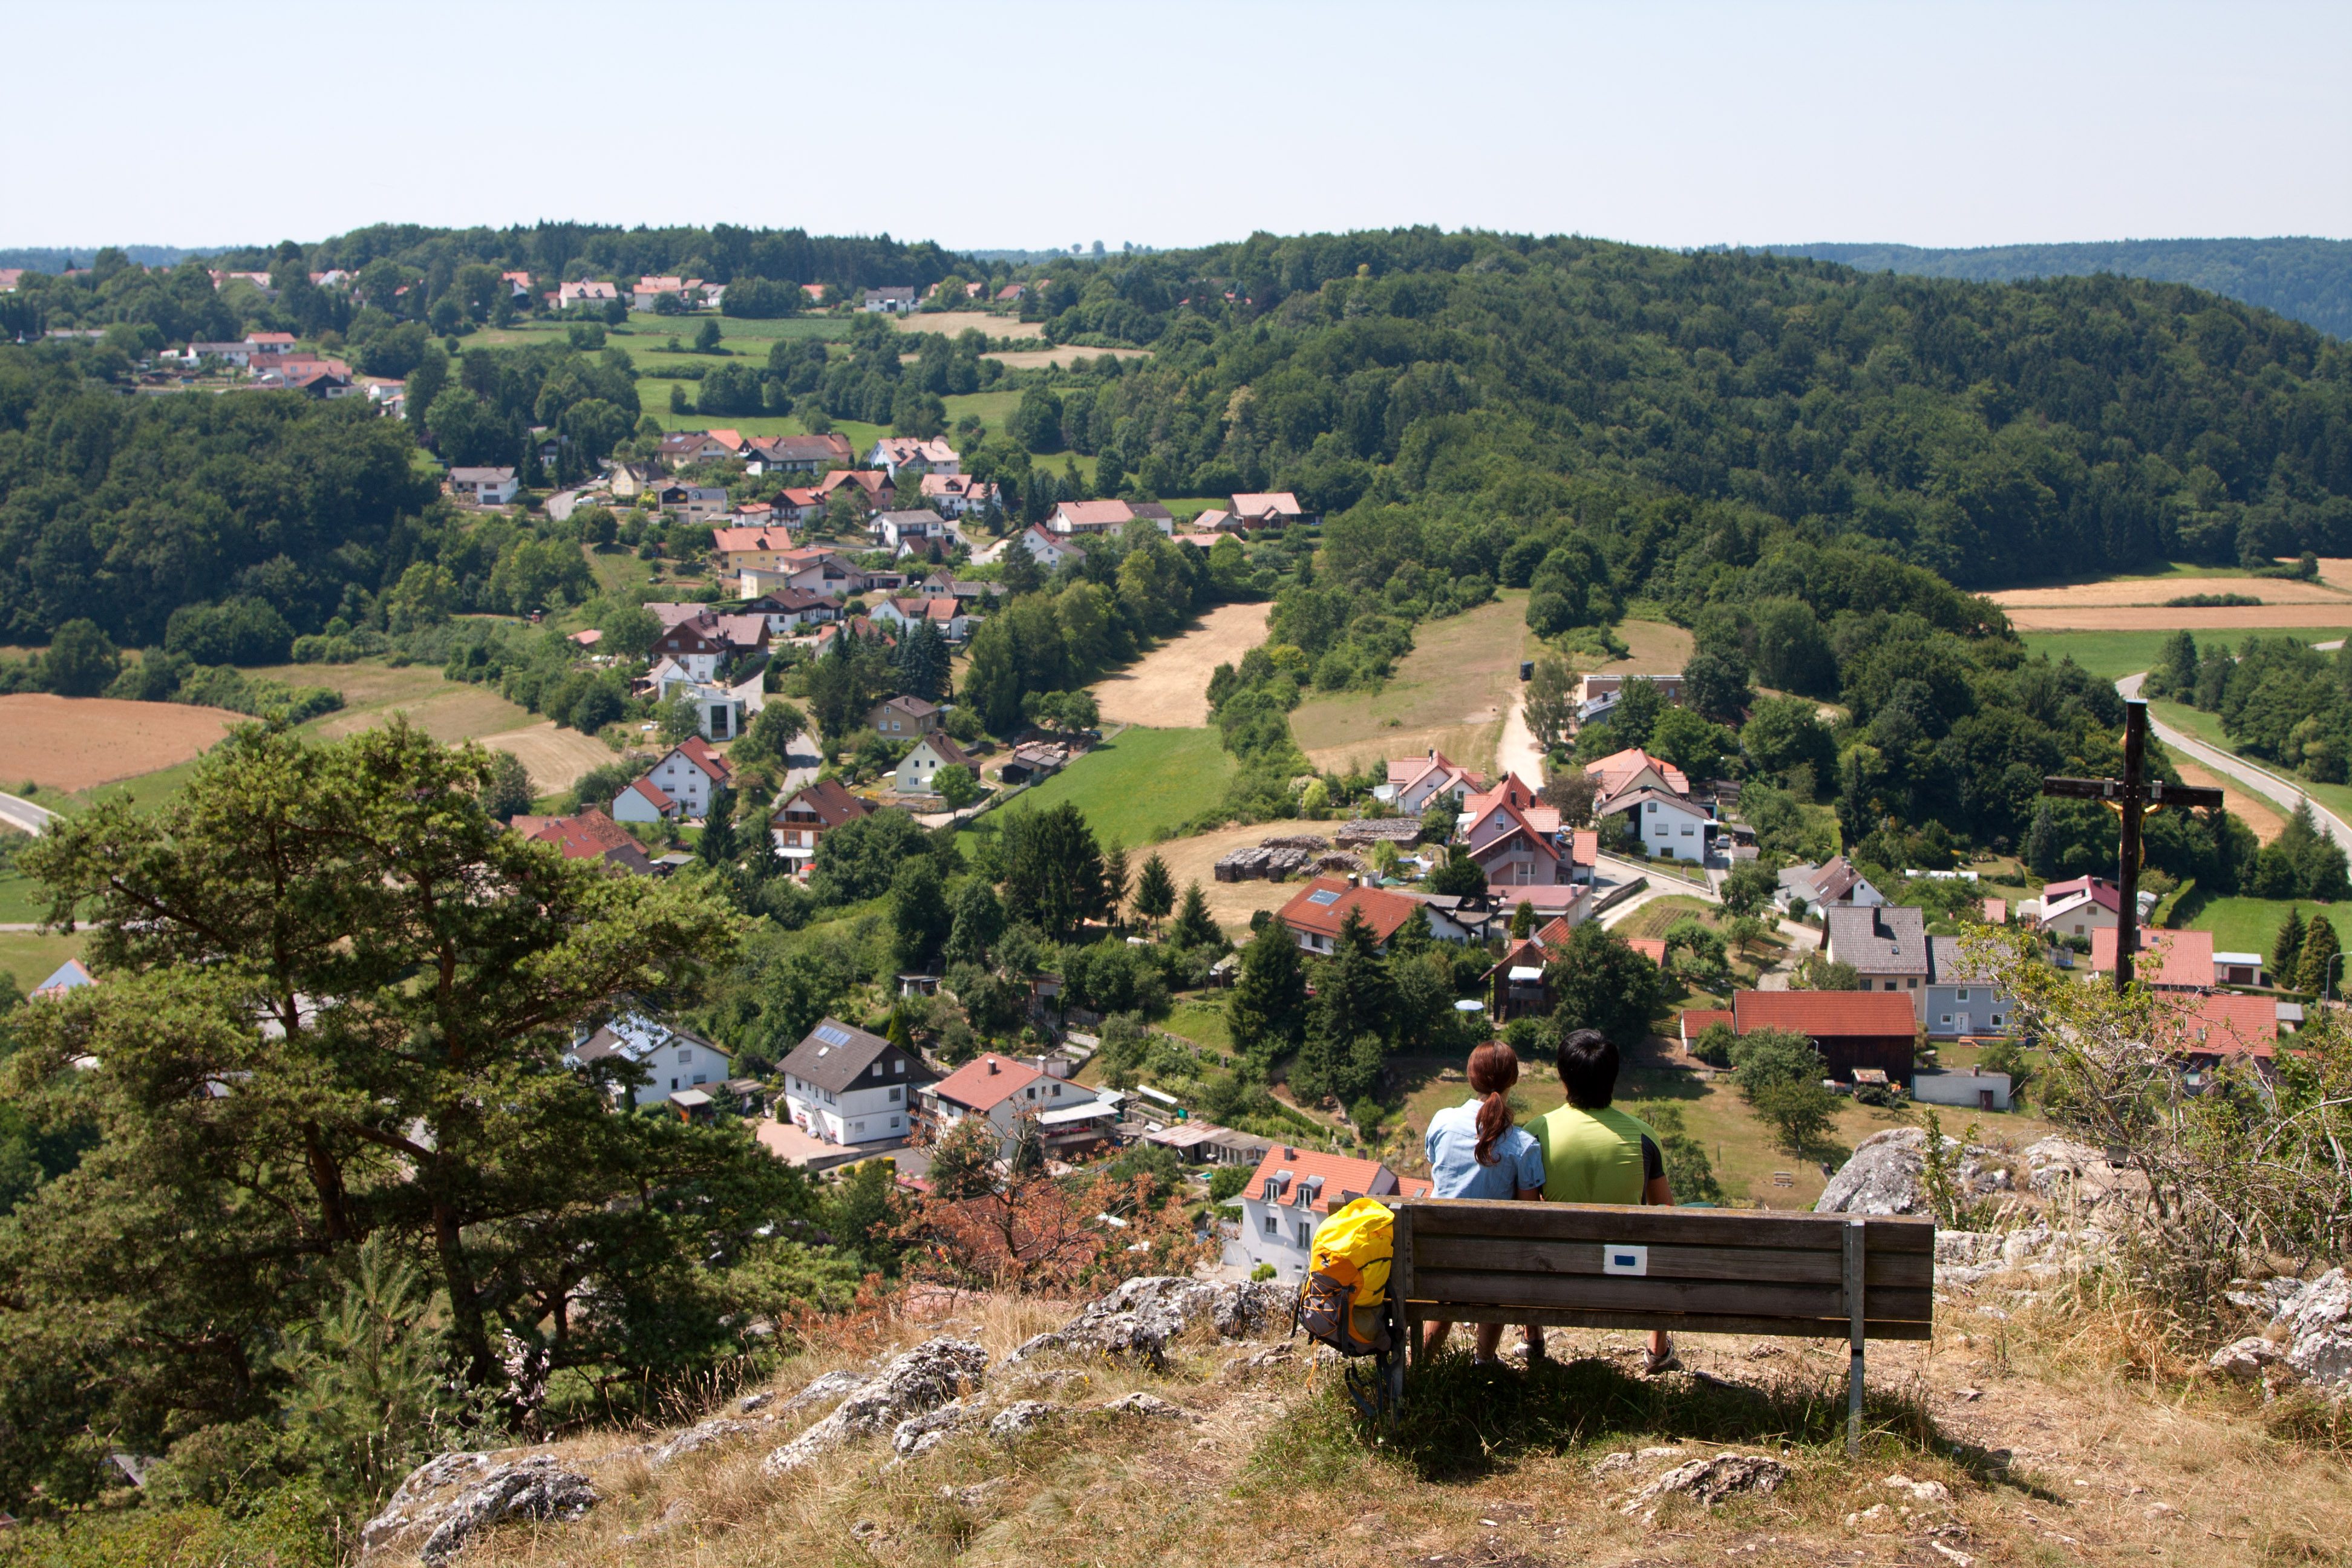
[1515,1186,1542,1201]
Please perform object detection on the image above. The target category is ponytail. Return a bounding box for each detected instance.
[1466,1041,1521,1166]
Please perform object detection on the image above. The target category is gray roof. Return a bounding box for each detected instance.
[1824,905,1929,974]
[778,1016,932,1095]
[1927,935,1997,986]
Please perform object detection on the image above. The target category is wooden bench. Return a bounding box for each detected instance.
[1383,1200,1936,1451]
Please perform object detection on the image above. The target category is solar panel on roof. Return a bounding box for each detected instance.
[812,1024,851,1047]
[1307,888,1342,906]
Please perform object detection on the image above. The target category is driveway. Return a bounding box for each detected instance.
[1496,683,1544,785]
[776,730,822,799]
[0,792,59,836]
[2117,673,2352,852]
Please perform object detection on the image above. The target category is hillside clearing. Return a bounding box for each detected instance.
[0,695,242,792]
[479,723,621,796]
[2181,894,2348,959]
[985,728,1234,850]
[1088,603,1272,729]
[1291,593,1534,777]
[2018,627,2345,682]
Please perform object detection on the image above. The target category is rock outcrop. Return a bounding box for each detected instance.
[2272,1269,2352,1390]
[1816,1128,2004,1216]
[1004,1276,1289,1368]
[1620,1453,1788,1515]
[360,1452,600,1564]
[762,1338,987,1475]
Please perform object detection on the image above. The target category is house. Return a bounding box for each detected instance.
[864,436,959,477]
[921,472,999,517]
[1925,935,2017,1040]
[2215,950,2269,987]
[188,340,256,366]
[710,526,800,575]
[1385,748,1489,814]
[1483,937,1554,1021]
[2088,927,2215,991]
[777,1018,936,1147]
[920,1053,1112,1160]
[863,287,917,313]
[658,431,737,468]
[652,485,731,524]
[569,1016,733,1106]
[1596,786,1713,861]
[1912,1070,2014,1111]
[872,509,950,552]
[870,695,941,737]
[1728,990,1921,1088]
[608,460,659,499]
[743,586,837,635]
[1194,508,1235,532]
[1576,672,1687,727]
[557,279,619,309]
[996,283,1027,302]
[448,466,520,505]
[509,809,653,875]
[1584,746,1691,805]
[1227,492,1310,529]
[769,777,873,870]
[815,469,894,512]
[750,547,865,601]
[1047,498,1135,535]
[636,737,732,819]
[1006,524,1086,569]
[648,621,728,682]
[1464,780,1575,886]
[30,959,94,999]
[1128,501,1177,534]
[1824,905,1932,1019]
[2030,876,2156,938]
[243,331,298,353]
[1776,855,1886,913]
[613,776,680,825]
[1274,876,1432,955]
[633,275,705,310]
[2158,990,2282,1082]
[872,596,970,641]
[996,742,1067,785]
[895,733,976,796]
[1234,1147,1429,1281]
[744,432,855,474]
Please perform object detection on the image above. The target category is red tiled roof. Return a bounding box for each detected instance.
[931,1053,1047,1114]
[1053,500,1135,528]
[512,809,647,868]
[1570,829,1598,867]
[1681,1008,1733,1042]
[1275,877,1425,946]
[1584,746,1691,799]
[624,776,675,810]
[1240,1145,1399,1215]
[2155,991,2278,1059]
[713,527,797,553]
[1230,491,1303,518]
[1731,990,1918,1037]
[1627,937,1668,965]
[2089,927,2213,988]
[673,735,732,784]
[1534,916,1576,946]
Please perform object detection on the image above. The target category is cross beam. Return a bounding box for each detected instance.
[2042,701,2224,991]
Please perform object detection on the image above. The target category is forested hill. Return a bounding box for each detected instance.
[1771,237,2352,341]
[1025,230,2352,586]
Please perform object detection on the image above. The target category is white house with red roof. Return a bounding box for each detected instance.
[1235,1146,1428,1279]
[1273,876,1432,955]
[648,619,728,682]
[1004,524,1086,570]
[711,526,800,575]
[509,808,653,874]
[864,436,959,477]
[1228,492,1310,529]
[1384,748,1488,814]
[919,1051,1116,1160]
[556,279,618,308]
[895,732,976,796]
[1596,786,1713,860]
[1584,746,1690,805]
[920,472,998,517]
[633,737,731,820]
[612,775,680,825]
[1046,498,1137,535]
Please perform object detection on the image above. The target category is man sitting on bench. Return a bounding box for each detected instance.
[1530,1027,1681,1375]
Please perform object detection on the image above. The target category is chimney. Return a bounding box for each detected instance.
[1284,1146,1296,1159]
[985,1057,999,1074]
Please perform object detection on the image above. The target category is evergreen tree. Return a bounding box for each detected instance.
[1229,926,1308,1060]
[888,1004,915,1056]
[2297,912,2342,997]
[2150,629,2200,699]
[1169,881,1222,950]
[892,856,949,969]
[1313,906,1397,1056]
[484,750,535,821]
[1511,900,1537,938]
[999,801,1106,938]
[942,877,1006,970]
[2275,906,2307,979]
[1426,846,1487,897]
[1103,840,1131,925]
[1131,852,1175,925]
[2023,802,2058,878]
[698,784,737,865]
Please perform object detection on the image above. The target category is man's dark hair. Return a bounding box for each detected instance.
[1555,1027,1619,1108]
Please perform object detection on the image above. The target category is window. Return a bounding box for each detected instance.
[1941,1014,1953,1025]
[678,1048,693,1063]
[1681,824,1694,835]
[693,1074,706,1085]
[1645,802,1656,814]
[1990,1014,2005,1027]
[1263,1214,1278,1236]
[888,1086,901,1103]
[1956,989,1970,1002]
[1297,1222,1312,1247]
[890,1116,901,1130]
[1051,1083,1062,1097]
[1884,981,1898,991]
[1908,978,1918,988]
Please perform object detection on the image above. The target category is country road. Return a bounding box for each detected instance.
[0,792,58,836]
[2117,672,2352,852]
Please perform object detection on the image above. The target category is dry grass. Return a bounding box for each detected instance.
[1142,822,1321,939]
[900,312,1042,339]
[2175,759,2284,843]
[477,722,623,797]
[1293,594,1532,777]
[983,347,1154,370]
[0,694,241,791]
[1988,575,2352,608]
[2004,603,2352,631]
[1089,603,1273,729]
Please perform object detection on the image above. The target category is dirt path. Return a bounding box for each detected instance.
[0,695,242,791]
[1089,603,1271,729]
[1496,681,1543,785]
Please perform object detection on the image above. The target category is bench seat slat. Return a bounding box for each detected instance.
[1400,1200,1933,1253]
[1401,1303,1934,1342]
[1411,1235,1932,1289]
[1411,1267,1932,1324]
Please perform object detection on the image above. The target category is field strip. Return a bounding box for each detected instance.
[2005,603,2352,631]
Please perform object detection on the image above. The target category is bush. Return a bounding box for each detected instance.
[165,598,296,667]
[1207,1165,1252,1202]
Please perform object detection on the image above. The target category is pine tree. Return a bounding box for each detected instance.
[2297,912,2342,996]
[2275,906,2306,981]
[1169,881,1222,950]
[1131,852,1175,926]
[1511,900,1537,938]
[1103,840,1131,926]
[2022,802,2057,878]
[1313,906,1397,1058]
[1229,924,1308,1061]
[698,785,737,866]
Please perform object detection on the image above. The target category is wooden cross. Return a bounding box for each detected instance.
[2040,699,2224,991]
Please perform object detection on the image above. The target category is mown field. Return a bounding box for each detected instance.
[2180,895,2350,965]
[984,727,1235,849]
[2019,627,2346,684]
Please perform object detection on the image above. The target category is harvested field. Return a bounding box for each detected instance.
[1606,618,1696,671]
[1089,603,1271,729]
[0,695,240,791]
[287,664,538,745]
[2002,602,2352,631]
[984,345,1152,370]
[1293,593,1532,777]
[479,724,621,797]
[1988,573,2352,608]
[2174,758,2284,844]
[897,312,1039,339]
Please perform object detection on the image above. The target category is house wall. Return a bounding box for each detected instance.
[1912,1070,2013,1111]
[1849,971,1929,1021]
[650,754,718,815]
[613,787,668,825]
[782,1078,913,1145]
[1926,984,2017,1039]
[1619,800,1708,860]
[1237,1194,1331,1280]
[628,1037,732,1106]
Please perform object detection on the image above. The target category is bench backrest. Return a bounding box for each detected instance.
[1392,1200,1934,1341]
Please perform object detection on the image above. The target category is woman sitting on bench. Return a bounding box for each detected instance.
[1420,1041,1547,1365]
[1532,1027,1681,1374]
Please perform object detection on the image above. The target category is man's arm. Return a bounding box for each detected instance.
[1641,1134,1673,1206]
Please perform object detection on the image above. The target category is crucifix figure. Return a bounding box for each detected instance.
[2040,699,2224,991]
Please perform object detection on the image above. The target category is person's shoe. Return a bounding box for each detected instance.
[1644,1347,1684,1376]
[1524,1339,1549,1364]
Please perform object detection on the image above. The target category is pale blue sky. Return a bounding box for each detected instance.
[15,0,2350,251]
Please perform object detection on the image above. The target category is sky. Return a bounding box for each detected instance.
[14,0,2350,253]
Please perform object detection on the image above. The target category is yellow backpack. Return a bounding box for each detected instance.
[1294,1197,1394,1356]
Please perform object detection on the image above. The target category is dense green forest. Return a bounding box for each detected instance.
[1782,237,2352,341]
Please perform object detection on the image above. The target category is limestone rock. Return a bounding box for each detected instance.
[891,1399,976,1459]
[1005,1276,1290,1369]
[988,1399,1060,1440]
[762,1338,987,1475]
[2209,1336,2288,1383]
[361,1452,599,1564]
[1102,1391,1192,1420]
[1621,1453,1789,1514]
[652,1418,754,1467]
[1884,1472,1953,1504]
[776,1368,874,1418]
[2270,1270,2352,1391]
[1817,1128,1999,1216]
[739,1391,776,1415]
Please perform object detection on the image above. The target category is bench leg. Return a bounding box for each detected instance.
[1844,1217,1866,1457]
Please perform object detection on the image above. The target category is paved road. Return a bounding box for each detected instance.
[0,792,59,836]
[2117,672,2352,852]
[776,731,822,798]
